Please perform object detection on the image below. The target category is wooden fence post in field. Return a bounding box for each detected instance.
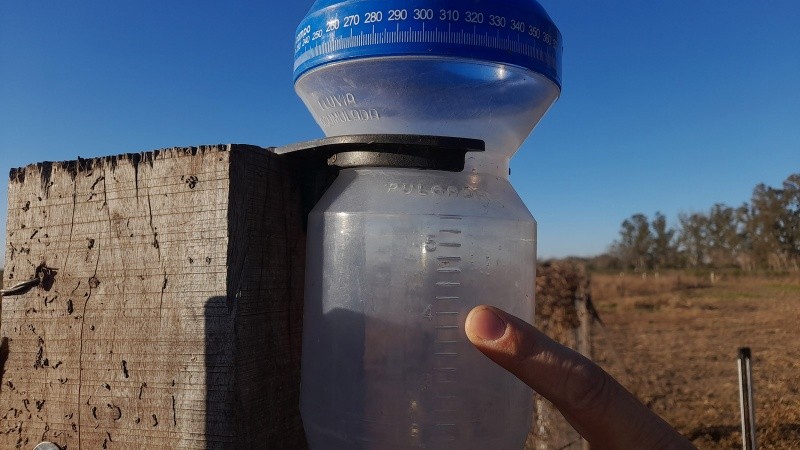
[1,146,308,449]
[528,261,592,450]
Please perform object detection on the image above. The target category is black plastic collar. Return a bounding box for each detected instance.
[274,134,484,171]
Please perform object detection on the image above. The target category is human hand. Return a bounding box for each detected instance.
[465,305,696,450]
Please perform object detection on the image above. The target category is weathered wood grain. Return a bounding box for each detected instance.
[1,146,307,449]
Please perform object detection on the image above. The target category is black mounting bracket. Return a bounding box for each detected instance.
[272,134,485,229]
[274,134,484,171]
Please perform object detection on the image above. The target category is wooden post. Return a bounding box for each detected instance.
[528,261,590,450]
[574,271,592,450]
[1,146,307,449]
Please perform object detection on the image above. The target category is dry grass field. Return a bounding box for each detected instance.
[590,271,800,449]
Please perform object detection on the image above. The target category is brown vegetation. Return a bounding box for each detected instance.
[591,271,800,449]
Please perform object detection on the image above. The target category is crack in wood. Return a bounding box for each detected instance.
[77,217,103,449]
[146,189,160,250]
[131,153,141,200]
[0,338,9,392]
[90,175,105,191]
[40,422,50,442]
[102,430,114,449]
[62,172,78,271]
[33,345,44,370]
[107,403,122,421]
[159,272,167,314]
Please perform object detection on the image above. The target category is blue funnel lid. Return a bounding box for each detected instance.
[293,0,562,88]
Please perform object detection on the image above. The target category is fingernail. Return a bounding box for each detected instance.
[472,308,506,341]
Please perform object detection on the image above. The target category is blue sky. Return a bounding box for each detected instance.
[1,1,798,262]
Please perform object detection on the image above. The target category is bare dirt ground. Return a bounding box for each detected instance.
[590,272,800,449]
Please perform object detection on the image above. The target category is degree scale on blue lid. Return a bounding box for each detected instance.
[293,0,562,88]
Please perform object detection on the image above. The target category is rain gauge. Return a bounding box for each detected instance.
[282,0,562,447]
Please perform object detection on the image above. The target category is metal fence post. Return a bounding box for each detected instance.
[738,347,757,450]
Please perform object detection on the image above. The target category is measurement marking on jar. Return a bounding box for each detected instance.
[295,1,562,78]
[431,218,463,443]
[437,256,461,262]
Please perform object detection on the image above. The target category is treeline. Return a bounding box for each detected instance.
[595,173,800,272]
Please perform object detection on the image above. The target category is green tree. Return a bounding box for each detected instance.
[734,203,755,270]
[781,174,800,266]
[613,213,653,271]
[609,172,800,272]
[651,212,677,269]
[677,212,708,268]
[749,175,800,270]
[705,203,745,268]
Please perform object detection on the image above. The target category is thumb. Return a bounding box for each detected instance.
[464,305,695,450]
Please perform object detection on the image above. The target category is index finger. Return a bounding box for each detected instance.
[465,305,695,450]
